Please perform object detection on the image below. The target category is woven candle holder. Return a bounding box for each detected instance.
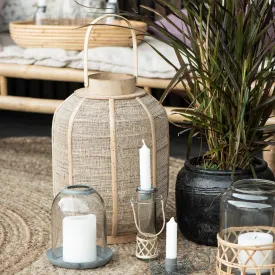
[216,226,275,275]
[130,189,165,261]
[136,235,158,260]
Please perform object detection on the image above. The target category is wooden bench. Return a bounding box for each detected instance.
[0,64,183,117]
[0,63,274,173]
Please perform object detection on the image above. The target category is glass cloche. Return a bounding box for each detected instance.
[220,179,275,231]
[47,185,113,269]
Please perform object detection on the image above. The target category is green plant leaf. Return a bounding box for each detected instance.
[125,0,275,172]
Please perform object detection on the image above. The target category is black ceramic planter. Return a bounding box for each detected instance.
[176,157,274,246]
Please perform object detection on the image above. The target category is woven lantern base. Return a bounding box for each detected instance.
[136,235,159,260]
[217,226,275,275]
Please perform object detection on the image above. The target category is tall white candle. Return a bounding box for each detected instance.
[139,140,151,190]
[63,214,97,263]
[238,232,273,274]
[166,217,178,259]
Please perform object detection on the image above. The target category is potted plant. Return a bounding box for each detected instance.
[126,0,275,245]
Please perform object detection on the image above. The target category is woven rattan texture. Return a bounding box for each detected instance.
[10,20,147,50]
[217,226,275,275]
[52,90,169,239]
[136,235,159,260]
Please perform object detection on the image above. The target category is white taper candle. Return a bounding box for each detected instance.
[166,217,178,259]
[139,140,152,190]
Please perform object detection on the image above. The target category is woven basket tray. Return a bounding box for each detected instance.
[9,19,147,50]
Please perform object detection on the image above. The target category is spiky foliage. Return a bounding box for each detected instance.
[127,0,275,173]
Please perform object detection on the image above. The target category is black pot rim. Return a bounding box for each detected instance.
[184,156,268,176]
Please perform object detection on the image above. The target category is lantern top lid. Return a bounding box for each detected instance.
[75,72,138,98]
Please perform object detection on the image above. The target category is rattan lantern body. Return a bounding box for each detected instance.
[52,15,169,244]
[47,185,113,269]
[217,179,275,275]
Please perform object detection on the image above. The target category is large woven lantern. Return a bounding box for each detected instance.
[52,15,169,244]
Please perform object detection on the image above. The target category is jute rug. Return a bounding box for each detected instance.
[0,137,216,275]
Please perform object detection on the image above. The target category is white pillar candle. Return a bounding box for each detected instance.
[166,217,178,259]
[63,214,97,263]
[139,140,151,190]
[238,232,273,274]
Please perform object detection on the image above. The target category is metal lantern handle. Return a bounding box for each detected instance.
[130,197,166,238]
[83,14,138,88]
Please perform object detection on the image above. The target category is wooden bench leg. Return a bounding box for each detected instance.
[263,134,275,175]
[0,76,8,96]
[0,96,62,114]
[144,86,152,95]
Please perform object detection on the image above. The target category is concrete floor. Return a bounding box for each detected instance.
[0,110,208,159]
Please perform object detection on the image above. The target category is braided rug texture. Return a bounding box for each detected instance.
[0,137,216,275]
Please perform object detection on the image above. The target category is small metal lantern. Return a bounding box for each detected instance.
[47,185,113,269]
[131,188,165,260]
[217,179,275,275]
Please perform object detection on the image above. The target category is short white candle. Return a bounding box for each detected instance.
[238,232,273,274]
[166,217,178,259]
[139,140,151,190]
[63,214,97,263]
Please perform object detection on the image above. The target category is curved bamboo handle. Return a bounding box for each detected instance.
[130,197,166,238]
[84,14,138,87]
